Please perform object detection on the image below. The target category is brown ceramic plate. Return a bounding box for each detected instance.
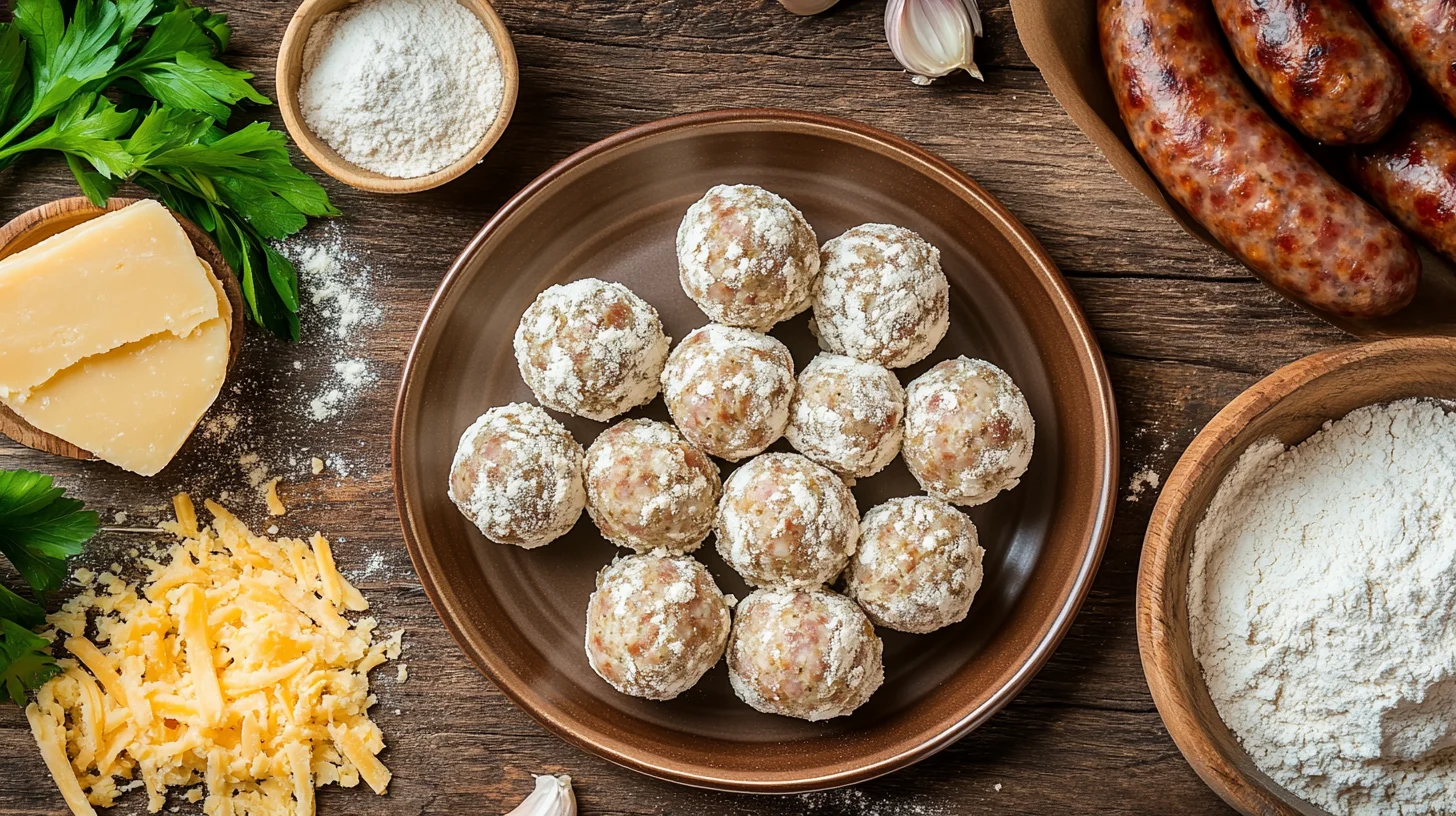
[393,109,1118,793]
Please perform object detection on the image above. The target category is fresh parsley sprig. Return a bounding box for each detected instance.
[0,0,338,341]
[0,469,97,705]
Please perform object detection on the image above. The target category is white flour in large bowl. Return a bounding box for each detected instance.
[1189,399,1456,816]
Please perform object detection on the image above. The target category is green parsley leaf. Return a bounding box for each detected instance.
[0,24,27,125]
[0,469,98,598]
[124,50,266,120]
[0,583,45,629]
[0,93,136,177]
[9,0,123,127]
[0,618,59,705]
[115,0,157,46]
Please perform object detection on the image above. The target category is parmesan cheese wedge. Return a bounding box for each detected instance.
[2,263,230,476]
[0,200,220,400]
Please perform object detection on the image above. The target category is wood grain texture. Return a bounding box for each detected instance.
[0,0,1354,813]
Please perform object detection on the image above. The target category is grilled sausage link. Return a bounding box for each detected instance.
[1351,110,1456,262]
[1366,0,1456,118]
[1098,0,1420,318]
[1211,0,1409,144]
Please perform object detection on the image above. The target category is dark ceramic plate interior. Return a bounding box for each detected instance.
[393,109,1118,793]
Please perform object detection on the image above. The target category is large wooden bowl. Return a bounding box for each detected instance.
[276,0,519,194]
[1139,336,1456,815]
[393,109,1118,792]
[0,196,245,461]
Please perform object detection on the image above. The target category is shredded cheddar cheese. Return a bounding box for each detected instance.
[26,495,401,816]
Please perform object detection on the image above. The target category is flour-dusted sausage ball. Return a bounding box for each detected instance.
[716,453,859,588]
[677,184,820,331]
[585,553,733,701]
[448,403,586,548]
[584,419,722,554]
[812,224,949,369]
[904,357,1034,506]
[845,497,984,633]
[514,278,671,421]
[661,324,795,462]
[786,353,905,479]
[727,588,883,721]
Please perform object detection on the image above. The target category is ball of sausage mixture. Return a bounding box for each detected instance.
[661,324,795,462]
[903,357,1034,507]
[585,553,733,701]
[448,403,586,548]
[677,184,820,331]
[584,419,722,554]
[716,453,859,589]
[845,496,984,634]
[514,278,671,421]
[812,224,949,369]
[728,587,884,721]
[786,353,905,479]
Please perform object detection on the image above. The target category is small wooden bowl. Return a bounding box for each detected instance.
[1139,336,1456,816]
[0,197,245,461]
[276,0,519,194]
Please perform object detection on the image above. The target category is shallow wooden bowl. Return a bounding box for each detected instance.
[0,196,245,461]
[276,0,519,194]
[394,109,1119,792]
[1139,336,1456,815]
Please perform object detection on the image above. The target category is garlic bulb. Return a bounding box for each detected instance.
[884,0,984,85]
[778,0,840,14]
[505,775,576,816]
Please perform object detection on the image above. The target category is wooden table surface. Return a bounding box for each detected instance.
[0,0,1353,813]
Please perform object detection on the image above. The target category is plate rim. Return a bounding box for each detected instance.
[391,107,1119,793]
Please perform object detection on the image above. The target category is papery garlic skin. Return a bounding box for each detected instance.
[505,775,576,816]
[885,0,984,85]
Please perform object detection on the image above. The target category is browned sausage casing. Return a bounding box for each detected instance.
[1211,0,1409,144]
[1366,0,1456,119]
[1352,111,1456,262]
[1098,0,1420,318]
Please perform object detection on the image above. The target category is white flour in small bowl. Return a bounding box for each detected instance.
[299,0,505,178]
[1189,399,1456,815]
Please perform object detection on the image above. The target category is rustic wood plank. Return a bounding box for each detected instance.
[0,0,1353,812]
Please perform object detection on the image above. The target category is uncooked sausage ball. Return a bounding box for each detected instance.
[584,419,722,554]
[513,278,671,421]
[716,453,859,588]
[727,588,883,721]
[677,184,820,331]
[786,353,905,479]
[845,497,984,633]
[812,223,949,369]
[904,357,1034,506]
[585,553,733,701]
[448,403,586,548]
[661,324,795,462]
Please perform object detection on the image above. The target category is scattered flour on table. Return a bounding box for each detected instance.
[1190,399,1456,816]
[797,788,945,815]
[278,225,383,426]
[1124,468,1160,502]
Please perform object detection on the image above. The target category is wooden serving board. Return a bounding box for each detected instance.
[0,0,1358,813]
[0,196,246,462]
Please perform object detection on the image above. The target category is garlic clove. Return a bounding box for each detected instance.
[884,0,984,85]
[505,775,576,816]
[778,0,840,14]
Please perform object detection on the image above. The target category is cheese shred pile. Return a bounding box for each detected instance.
[26,495,401,816]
